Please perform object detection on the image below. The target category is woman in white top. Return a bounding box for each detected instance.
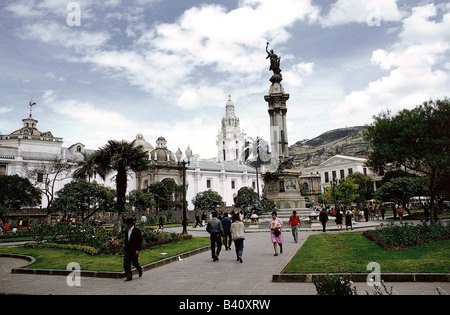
[231,214,245,263]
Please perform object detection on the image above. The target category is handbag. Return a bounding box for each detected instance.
[273,228,281,237]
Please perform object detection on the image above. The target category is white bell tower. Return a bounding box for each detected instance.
[216,96,246,163]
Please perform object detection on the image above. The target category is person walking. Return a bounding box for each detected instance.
[158,214,164,230]
[269,211,284,256]
[319,209,328,232]
[397,206,404,223]
[380,205,386,220]
[123,218,143,282]
[206,211,224,261]
[231,213,245,263]
[345,209,353,231]
[221,213,232,250]
[335,208,343,231]
[201,211,207,227]
[193,212,201,228]
[288,210,301,243]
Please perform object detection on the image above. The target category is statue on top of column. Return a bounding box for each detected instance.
[266,42,283,84]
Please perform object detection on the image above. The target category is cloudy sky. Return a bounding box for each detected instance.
[1,0,449,159]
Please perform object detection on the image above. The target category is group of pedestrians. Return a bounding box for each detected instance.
[206,211,245,263]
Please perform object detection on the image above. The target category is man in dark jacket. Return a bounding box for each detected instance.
[319,209,328,233]
[206,211,224,261]
[221,213,232,250]
[123,218,143,281]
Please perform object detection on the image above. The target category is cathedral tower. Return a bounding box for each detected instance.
[216,96,246,163]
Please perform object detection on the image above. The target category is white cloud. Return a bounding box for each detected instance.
[21,21,110,53]
[320,0,403,27]
[42,90,138,149]
[333,3,450,117]
[283,62,315,87]
[0,107,13,114]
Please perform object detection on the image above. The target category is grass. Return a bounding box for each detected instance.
[283,232,450,274]
[0,237,210,272]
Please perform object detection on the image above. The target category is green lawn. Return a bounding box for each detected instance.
[0,237,210,272]
[283,232,450,274]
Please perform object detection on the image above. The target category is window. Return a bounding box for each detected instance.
[363,168,367,176]
[348,168,353,175]
[231,180,236,189]
[324,172,329,183]
[252,181,256,189]
[37,173,44,183]
[340,169,345,179]
[332,171,337,182]
[0,165,6,176]
[207,179,211,189]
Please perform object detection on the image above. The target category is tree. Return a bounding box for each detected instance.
[51,179,117,222]
[94,140,151,214]
[24,157,74,213]
[244,136,270,198]
[73,152,107,182]
[148,181,169,213]
[234,187,259,209]
[192,190,223,211]
[336,177,359,208]
[347,172,374,204]
[364,98,450,221]
[128,190,155,212]
[374,176,428,215]
[0,175,41,214]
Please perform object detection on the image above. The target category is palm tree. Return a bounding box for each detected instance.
[244,136,270,199]
[73,152,107,182]
[94,140,151,214]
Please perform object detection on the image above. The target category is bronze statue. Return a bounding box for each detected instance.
[266,42,282,75]
[266,42,282,84]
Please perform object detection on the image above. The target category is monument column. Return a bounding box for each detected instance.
[265,86,290,160]
[263,42,306,210]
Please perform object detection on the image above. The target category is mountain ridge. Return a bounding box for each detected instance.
[290,126,370,168]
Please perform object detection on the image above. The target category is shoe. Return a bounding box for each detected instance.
[239,256,243,263]
[280,246,283,254]
[124,278,132,282]
[274,253,278,256]
[139,270,143,277]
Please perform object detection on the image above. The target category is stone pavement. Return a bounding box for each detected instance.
[0,221,449,295]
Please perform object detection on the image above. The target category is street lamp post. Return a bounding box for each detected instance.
[176,146,193,235]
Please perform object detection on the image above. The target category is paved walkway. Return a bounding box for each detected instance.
[0,221,449,295]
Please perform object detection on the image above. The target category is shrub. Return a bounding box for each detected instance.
[313,274,357,295]
[364,220,450,250]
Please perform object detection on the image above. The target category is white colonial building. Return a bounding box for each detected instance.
[0,112,90,209]
[1,98,261,214]
[318,155,380,193]
[136,97,262,210]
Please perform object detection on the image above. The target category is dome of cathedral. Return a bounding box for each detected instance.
[132,134,154,152]
[150,136,175,162]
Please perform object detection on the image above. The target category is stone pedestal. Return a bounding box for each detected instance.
[264,168,306,209]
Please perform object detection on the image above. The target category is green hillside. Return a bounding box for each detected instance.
[290,126,370,168]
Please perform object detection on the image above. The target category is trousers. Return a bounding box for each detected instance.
[234,239,244,258]
[291,226,299,242]
[123,251,142,280]
[210,232,222,259]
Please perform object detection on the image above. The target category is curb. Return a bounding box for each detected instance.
[272,273,450,283]
[2,245,211,279]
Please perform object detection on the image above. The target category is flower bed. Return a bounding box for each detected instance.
[22,220,191,255]
[363,220,450,250]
